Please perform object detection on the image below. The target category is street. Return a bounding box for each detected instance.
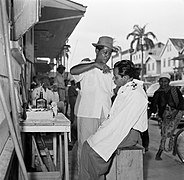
[144,119,184,180]
[68,119,184,180]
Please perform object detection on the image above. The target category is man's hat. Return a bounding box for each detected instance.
[92,36,117,52]
[159,73,171,80]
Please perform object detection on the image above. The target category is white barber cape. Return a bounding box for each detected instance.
[87,79,148,162]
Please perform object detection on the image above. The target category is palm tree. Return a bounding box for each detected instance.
[126,24,157,80]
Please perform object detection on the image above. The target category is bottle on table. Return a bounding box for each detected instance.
[36,88,47,109]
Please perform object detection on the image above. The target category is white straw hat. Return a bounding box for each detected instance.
[92,36,117,52]
[159,73,171,80]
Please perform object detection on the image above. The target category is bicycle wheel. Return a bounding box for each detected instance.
[173,128,184,163]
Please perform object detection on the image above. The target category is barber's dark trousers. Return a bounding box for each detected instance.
[141,129,149,150]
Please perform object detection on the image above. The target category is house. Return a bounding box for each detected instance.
[111,49,132,68]
[111,42,164,81]
[144,42,165,82]
[159,38,184,80]
[132,42,164,74]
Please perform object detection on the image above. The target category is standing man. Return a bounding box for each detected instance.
[68,80,78,124]
[54,64,66,102]
[70,36,117,165]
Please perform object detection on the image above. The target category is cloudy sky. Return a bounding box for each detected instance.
[68,0,184,68]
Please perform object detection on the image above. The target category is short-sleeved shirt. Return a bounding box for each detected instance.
[54,72,65,89]
[73,61,115,119]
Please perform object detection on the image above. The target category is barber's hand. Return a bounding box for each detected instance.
[94,62,111,73]
[102,65,111,73]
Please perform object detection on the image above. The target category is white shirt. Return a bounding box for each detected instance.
[52,91,60,103]
[87,79,148,162]
[54,72,65,89]
[73,63,115,119]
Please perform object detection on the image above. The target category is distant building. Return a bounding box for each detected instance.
[111,49,131,68]
[111,39,184,82]
[112,42,164,81]
[144,42,165,82]
[159,38,184,80]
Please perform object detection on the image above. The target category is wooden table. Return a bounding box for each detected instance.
[19,112,70,180]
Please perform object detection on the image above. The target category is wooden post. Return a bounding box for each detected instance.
[0,85,29,180]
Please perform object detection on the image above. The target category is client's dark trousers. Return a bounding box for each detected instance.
[79,129,141,180]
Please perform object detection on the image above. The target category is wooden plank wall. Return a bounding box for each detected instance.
[0,5,21,160]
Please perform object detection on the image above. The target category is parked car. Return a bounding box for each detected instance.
[146,80,184,127]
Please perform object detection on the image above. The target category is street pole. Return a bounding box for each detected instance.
[141,48,144,81]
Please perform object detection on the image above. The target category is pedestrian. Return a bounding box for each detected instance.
[70,36,117,169]
[51,83,64,113]
[67,80,78,144]
[54,64,66,102]
[150,73,184,160]
[68,80,78,124]
[79,60,148,180]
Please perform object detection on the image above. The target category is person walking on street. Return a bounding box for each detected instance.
[68,80,78,124]
[79,60,148,180]
[54,64,66,102]
[70,36,117,168]
[51,83,65,113]
[150,73,184,160]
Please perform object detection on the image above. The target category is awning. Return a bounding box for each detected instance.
[12,0,39,40]
[34,0,87,59]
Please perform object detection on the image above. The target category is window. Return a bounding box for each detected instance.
[168,58,171,67]
[152,63,154,70]
[173,60,175,66]
[163,59,166,67]
[167,44,172,52]
[167,45,169,52]
[148,64,150,71]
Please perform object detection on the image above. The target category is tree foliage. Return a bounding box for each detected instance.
[126,24,157,52]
